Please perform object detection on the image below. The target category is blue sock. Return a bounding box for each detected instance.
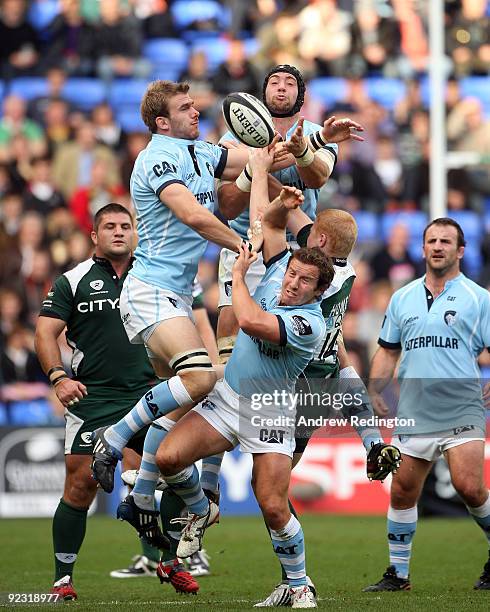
[200,453,223,494]
[270,515,307,587]
[132,421,172,511]
[165,465,209,516]
[105,377,190,452]
[467,492,490,546]
[387,505,417,579]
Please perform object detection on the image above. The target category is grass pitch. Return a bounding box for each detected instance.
[1,514,489,610]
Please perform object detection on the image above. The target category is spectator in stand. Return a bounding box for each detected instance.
[23,155,66,216]
[0,96,45,162]
[394,79,427,129]
[349,1,402,77]
[43,0,95,76]
[27,68,73,127]
[0,288,28,348]
[132,0,176,39]
[52,121,121,201]
[22,250,54,323]
[212,39,260,98]
[0,164,17,199]
[0,0,40,80]
[0,191,23,254]
[94,0,151,82]
[0,324,46,383]
[391,0,428,75]
[297,0,352,77]
[120,132,149,189]
[70,159,125,233]
[91,104,122,150]
[446,0,490,77]
[370,222,417,288]
[357,279,393,357]
[42,99,73,152]
[372,135,404,209]
[179,51,217,119]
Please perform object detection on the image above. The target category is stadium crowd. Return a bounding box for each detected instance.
[0,0,490,424]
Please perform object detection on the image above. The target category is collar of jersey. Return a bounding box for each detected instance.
[92,255,134,269]
[273,295,322,310]
[422,272,464,290]
[152,133,196,146]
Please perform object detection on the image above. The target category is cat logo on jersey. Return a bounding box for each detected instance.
[90,280,104,291]
[291,315,312,336]
[444,310,457,327]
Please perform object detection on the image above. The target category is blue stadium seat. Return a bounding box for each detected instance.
[9,77,48,100]
[462,242,482,277]
[109,80,147,111]
[117,108,146,133]
[381,211,428,241]
[365,78,406,109]
[460,77,490,116]
[408,239,424,261]
[0,403,7,425]
[448,210,481,242]
[191,38,230,72]
[28,0,59,30]
[143,38,189,78]
[62,78,106,110]
[353,211,379,242]
[308,78,347,108]
[9,400,53,425]
[171,0,230,30]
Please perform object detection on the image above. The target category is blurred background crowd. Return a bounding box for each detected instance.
[0,0,489,425]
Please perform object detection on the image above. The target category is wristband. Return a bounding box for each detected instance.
[235,162,253,192]
[241,239,253,252]
[48,365,65,379]
[295,145,314,167]
[308,130,328,151]
[52,373,69,386]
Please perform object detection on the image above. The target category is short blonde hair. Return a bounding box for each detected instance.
[314,209,357,257]
[140,80,190,133]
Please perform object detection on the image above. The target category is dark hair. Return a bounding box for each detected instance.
[93,203,133,231]
[287,247,335,290]
[262,64,305,117]
[423,218,466,248]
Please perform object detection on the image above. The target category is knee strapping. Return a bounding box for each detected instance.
[169,348,213,374]
[217,336,236,364]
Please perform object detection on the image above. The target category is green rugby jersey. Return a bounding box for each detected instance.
[297,224,356,379]
[39,256,155,399]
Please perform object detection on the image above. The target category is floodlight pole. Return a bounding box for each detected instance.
[428,0,447,219]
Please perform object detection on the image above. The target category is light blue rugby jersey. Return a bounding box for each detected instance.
[220,119,338,240]
[379,273,490,434]
[130,133,228,295]
[224,250,326,398]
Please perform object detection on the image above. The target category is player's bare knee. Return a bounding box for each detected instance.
[155,445,183,476]
[452,479,486,507]
[390,479,419,508]
[180,368,216,401]
[64,474,96,508]
[257,495,289,529]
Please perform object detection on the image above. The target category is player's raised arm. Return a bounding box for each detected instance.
[231,243,282,345]
[283,117,330,189]
[160,183,245,253]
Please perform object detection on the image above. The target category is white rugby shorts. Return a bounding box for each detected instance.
[394,426,485,462]
[120,275,193,344]
[218,248,266,307]
[193,378,296,457]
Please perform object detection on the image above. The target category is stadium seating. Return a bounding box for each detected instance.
[171,0,230,31]
[9,77,49,100]
[191,38,230,72]
[143,38,189,81]
[9,400,55,426]
[460,77,490,116]
[28,0,59,30]
[353,211,379,243]
[308,78,348,108]
[380,211,428,241]
[365,78,406,109]
[109,80,147,111]
[0,403,7,426]
[448,210,482,242]
[61,78,106,111]
[116,108,146,133]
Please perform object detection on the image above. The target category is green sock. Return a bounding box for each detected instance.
[140,538,160,564]
[159,488,186,563]
[263,498,299,582]
[52,498,88,581]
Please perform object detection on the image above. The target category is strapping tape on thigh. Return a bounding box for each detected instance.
[169,349,213,373]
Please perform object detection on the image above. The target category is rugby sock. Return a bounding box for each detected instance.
[159,488,187,562]
[467,492,490,546]
[165,465,209,516]
[132,421,173,511]
[387,505,417,579]
[105,377,192,452]
[140,539,160,564]
[52,498,88,580]
[270,515,307,587]
[200,453,224,495]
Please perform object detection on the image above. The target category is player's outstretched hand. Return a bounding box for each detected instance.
[249,139,277,174]
[366,442,402,482]
[284,117,308,157]
[279,185,305,210]
[321,116,365,143]
[233,241,258,278]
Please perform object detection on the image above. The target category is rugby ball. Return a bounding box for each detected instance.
[222,92,275,148]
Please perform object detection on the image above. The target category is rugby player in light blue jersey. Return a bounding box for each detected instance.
[90,80,267,498]
[215,64,364,365]
[364,218,490,592]
[154,146,334,609]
